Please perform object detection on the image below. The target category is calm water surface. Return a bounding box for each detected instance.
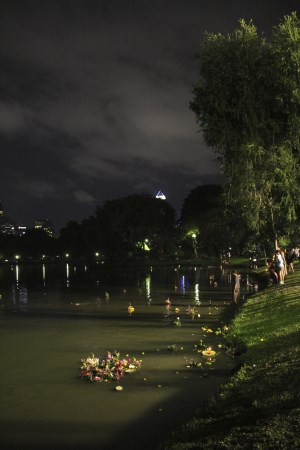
[0,263,256,450]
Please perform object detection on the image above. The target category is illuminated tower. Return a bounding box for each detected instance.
[155,190,166,200]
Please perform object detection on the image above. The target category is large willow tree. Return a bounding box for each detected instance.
[190,13,300,249]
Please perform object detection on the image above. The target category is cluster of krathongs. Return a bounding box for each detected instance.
[184,324,231,370]
[80,351,142,383]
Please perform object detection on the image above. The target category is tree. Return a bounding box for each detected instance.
[18,229,58,257]
[190,14,300,250]
[181,184,223,225]
[96,194,177,259]
[180,184,227,254]
[58,220,85,257]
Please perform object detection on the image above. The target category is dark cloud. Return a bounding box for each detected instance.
[0,0,299,232]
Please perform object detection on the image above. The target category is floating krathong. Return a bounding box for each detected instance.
[128,303,135,315]
[201,326,214,333]
[202,347,216,357]
[80,351,141,383]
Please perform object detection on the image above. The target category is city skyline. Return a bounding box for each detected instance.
[1,0,299,231]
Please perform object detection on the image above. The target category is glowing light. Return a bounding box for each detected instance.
[155,190,166,200]
[136,240,151,251]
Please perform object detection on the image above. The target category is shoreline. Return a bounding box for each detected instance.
[162,265,300,449]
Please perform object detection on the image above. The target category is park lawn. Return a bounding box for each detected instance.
[162,268,300,449]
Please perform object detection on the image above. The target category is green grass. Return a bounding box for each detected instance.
[161,269,300,449]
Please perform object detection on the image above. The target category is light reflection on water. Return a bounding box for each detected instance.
[0,263,258,449]
[0,263,262,325]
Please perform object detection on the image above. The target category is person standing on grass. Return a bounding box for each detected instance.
[275,249,285,284]
[232,270,241,302]
[285,248,295,273]
[269,263,279,284]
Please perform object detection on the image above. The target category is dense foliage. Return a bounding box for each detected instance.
[95,194,177,259]
[190,13,300,250]
[180,184,229,254]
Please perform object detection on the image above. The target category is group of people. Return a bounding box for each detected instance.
[268,246,299,285]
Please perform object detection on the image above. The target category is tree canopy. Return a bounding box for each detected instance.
[190,13,300,249]
[95,194,177,259]
[180,184,226,254]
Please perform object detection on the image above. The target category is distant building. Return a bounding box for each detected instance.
[0,217,15,235]
[34,219,54,237]
[156,190,166,200]
[0,200,17,235]
[16,225,27,236]
[35,219,55,237]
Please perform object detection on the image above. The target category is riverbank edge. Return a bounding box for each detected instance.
[161,266,300,449]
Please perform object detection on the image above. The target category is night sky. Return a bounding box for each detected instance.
[1,0,299,233]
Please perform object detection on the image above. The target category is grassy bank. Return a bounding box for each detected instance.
[162,268,300,449]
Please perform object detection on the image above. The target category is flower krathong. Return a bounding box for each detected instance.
[80,351,142,383]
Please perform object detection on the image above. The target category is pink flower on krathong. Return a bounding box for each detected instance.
[94,376,101,381]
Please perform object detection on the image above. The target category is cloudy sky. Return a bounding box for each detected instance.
[0,0,299,233]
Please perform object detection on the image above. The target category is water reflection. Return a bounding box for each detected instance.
[180,274,186,294]
[12,285,28,309]
[162,305,173,326]
[145,274,151,305]
[66,263,70,287]
[1,263,259,316]
[11,264,28,308]
[15,263,19,286]
[42,263,46,286]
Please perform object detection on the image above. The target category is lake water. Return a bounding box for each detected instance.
[0,263,255,450]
